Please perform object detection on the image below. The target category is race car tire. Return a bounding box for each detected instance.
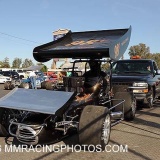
[10,83,15,90]
[79,105,111,151]
[46,82,54,90]
[0,108,10,136]
[4,81,11,90]
[113,92,136,121]
[19,82,30,89]
[41,81,47,89]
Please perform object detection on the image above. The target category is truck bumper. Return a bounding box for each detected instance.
[134,92,151,103]
[134,93,147,100]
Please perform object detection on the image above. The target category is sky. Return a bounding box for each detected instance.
[0,0,160,68]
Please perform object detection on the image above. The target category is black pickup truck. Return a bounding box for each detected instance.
[111,58,160,108]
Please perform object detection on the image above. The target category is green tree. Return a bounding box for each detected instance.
[0,61,3,68]
[22,58,34,68]
[150,53,160,68]
[1,57,10,68]
[128,43,150,58]
[12,58,22,68]
[36,62,47,72]
[40,65,48,72]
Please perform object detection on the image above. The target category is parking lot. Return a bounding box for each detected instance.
[0,84,159,160]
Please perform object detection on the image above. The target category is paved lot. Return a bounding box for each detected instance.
[0,84,159,160]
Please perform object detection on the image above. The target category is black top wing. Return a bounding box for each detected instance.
[33,26,131,62]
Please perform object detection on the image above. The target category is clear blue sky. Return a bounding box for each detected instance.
[0,0,160,68]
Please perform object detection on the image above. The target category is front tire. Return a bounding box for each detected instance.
[0,108,10,136]
[146,90,154,108]
[19,82,30,89]
[79,105,111,151]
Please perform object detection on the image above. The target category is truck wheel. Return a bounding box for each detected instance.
[146,96,153,108]
[146,90,154,108]
[113,92,136,121]
[4,81,11,90]
[0,108,10,136]
[79,105,111,151]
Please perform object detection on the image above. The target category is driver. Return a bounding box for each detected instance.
[83,60,107,88]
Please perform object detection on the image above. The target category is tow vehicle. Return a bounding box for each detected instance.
[112,55,160,108]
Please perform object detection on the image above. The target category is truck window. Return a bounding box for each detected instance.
[112,61,153,74]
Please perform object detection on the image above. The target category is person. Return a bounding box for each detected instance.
[83,60,107,89]
[147,65,151,71]
[29,71,37,89]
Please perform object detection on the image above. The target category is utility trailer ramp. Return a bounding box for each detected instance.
[0,88,74,114]
[33,26,131,62]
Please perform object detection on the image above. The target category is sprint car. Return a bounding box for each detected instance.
[0,26,135,150]
[19,72,46,89]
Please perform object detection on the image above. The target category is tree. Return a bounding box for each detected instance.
[12,58,22,68]
[0,61,3,68]
[40,65,48,72]
[1,57,10,68]
[128,43,150,58]
[150,53,160,68]
[22,58,34,68]
[36,62,48,72]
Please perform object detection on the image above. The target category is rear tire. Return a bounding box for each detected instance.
[10,83,15,90]
[79,105,111,151]
[4,81,11,90]
[41,81,47,89]
[19,82,30,89]
[46,82,54,90]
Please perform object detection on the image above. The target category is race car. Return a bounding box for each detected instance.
[19,71,46,89]
[2,71,21,90]
[0,26,134,150]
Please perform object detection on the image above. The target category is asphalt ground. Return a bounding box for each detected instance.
[0,84,159,160]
